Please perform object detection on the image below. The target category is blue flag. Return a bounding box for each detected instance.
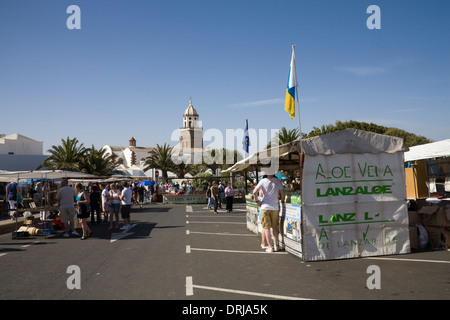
[242,119,250,154]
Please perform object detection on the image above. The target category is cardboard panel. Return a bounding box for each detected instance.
[302,152,410,261]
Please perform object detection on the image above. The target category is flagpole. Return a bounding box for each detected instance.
[292,45,302,137]
[292,45,304,195]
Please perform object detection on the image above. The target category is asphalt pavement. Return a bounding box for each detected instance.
[1,203,449,304]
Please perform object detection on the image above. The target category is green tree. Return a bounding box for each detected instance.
[143,143,174,182]
[191,172,214,190]
[267,127,301,149]
[37,137,86,171]
[305,120,432,147]
[80,145,122,176]
[171,161,192,179]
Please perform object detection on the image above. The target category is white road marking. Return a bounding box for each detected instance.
[186,276,194,296]
[190,247,287,254]
[187,221,245,225]
[365,256,450,264]
[188,231,255,237]
[21,241,40,248]
[110,224,137,243]
[186,276,311,300]
[186,245,191,253]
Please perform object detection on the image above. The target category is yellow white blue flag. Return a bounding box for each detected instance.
[285,46,297,119]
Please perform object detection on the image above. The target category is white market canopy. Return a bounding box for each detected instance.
[404,139,450,162]
[0,170,96,182]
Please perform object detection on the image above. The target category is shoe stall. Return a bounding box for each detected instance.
[224,129,411,261]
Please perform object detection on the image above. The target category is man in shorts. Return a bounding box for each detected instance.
[120,181,133,230]
[56,179,79,237]
[253,173,285,252]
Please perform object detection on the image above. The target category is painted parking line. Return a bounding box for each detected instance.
[187,231,255,237]
[186,276,311,300]
[189,247,288,255]
[186,221,246,225]
[0,253,7,258]
[21,241,41,248]
[186,215,245,218]
[201,207,247,212]
[365,256,450,264]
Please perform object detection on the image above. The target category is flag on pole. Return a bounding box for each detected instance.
[285,46,297,119]
[242,119,250,154]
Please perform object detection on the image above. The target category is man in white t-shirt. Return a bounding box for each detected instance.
[120,181,133,230]
[56,179,79,237]
[253,174,285,252]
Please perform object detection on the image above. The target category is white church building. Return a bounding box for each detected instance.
[102,99,206,179]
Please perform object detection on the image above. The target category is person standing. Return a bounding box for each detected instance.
[253,174,285,253]
[206,184,213,210]
[210,181,220,214]
[218,182,225,209]
[120,181,133,230]
[89,185,102,225]
[56,179,79,238]
[75,183,91,240]
[100,183,109,222]
[6,180,20,220]
[224,183,234,213]
[108,183,121,230]
[138,184,145,208]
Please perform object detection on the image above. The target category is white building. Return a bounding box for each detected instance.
[102,99,207,179]
[0,134,48,171]
[102,137,159,178]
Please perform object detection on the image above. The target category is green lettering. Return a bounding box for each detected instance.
[383,165,393,177]
[344,166,351,178]
[331,166,343,178]
[319,215,328,224]
[315,164,326,179]
[368,165,376,177]
[358,162,367,177]
[319,228,329,241]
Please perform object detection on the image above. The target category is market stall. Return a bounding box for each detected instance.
[224,129,411,261]
[1,170,96,237]
[404,139,450,199]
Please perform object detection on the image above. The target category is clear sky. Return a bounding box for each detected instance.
[1,0,449,154]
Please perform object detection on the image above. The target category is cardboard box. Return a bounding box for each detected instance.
[425,226,444,249]
[444,228,450,248]
[409,226,419,250]
[408,211,422,226]
[419,206,448,227]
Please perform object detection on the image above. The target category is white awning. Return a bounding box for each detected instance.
[0,170,96,182]
[404,139,450,162]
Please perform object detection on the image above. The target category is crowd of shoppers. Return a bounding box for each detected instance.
[206,181,235,214]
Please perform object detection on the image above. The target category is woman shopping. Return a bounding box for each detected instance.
[75,183,92,240]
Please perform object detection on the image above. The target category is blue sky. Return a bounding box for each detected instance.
[1,0,449,154]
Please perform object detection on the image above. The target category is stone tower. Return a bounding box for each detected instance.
[179,99,203,151]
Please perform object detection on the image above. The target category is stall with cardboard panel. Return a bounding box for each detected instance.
[403,139,450,250]
[224,129,411,261]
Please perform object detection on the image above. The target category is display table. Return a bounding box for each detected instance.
[245,199,302,258]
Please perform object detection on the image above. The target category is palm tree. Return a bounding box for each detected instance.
[266,127,301,149]
[171,161,192,179]
[80,145,122,176]
[143,143,174,182]
[37,137,86,171]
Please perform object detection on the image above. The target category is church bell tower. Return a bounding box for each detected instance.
[179,98,203,152]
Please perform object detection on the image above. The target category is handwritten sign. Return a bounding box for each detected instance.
[302,152,410,261]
